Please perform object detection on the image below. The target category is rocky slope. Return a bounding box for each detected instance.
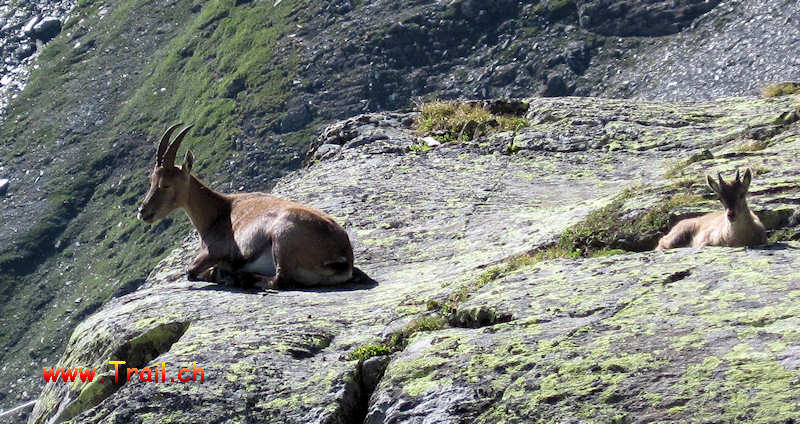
[0,0,74,118]
[2,0,800,420]
[28,95,800,423]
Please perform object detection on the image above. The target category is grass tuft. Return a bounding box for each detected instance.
[347,344,392,362]
[416,101,528,143]
[761,82,800,98]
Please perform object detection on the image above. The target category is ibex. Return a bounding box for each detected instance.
[137,124,354,288]
[656,168,766,250]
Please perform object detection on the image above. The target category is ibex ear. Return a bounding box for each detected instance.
[707,174,720,193]
[183,150,194,174]
[741,168,752,190]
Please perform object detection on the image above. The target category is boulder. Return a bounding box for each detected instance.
[31,17,62,42]
[29,96,800,423]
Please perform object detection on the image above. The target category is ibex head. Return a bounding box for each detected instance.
[138,124,195,224]
[706,168,753,223]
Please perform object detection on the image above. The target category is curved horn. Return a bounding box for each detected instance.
[162,124,194,168]
[156,123,183,166]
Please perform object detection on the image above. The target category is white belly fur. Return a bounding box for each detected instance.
[241,253,276,276]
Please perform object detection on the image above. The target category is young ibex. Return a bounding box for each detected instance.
[138,124,354,288]
[656,168,766,250]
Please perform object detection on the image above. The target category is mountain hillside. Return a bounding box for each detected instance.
[1,0,799,421]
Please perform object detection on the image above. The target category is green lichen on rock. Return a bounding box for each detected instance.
[373,246,800,422]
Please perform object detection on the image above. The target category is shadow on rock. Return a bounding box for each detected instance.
[753,242,800,251]
[186,266,379,293]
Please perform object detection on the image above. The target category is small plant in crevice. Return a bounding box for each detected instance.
[347,344,392,362]
[346,316,447,362]
[386,316,447,351]
[416,101,529,143]
[408,143,432,153]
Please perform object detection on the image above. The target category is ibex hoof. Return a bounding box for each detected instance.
[211,267,240,287]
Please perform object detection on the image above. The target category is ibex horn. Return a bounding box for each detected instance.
[156,123,183,166]
[162,124,194,168]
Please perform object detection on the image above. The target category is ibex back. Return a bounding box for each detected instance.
[656,168,766,250]
[138,124,354,288]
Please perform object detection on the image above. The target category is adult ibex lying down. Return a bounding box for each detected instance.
[138,124,354,288]
[657,168,766,250]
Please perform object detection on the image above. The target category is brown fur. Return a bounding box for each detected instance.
[657,168,766,250]
[138,124,354,288]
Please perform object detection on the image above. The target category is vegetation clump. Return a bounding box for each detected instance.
[761,82,800,98]
[347,316,447,362]
[347,344,392,361]
[416,101,529,143]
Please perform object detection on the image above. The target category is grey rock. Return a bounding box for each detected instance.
[31,17,61,42]
[564,41,591,75]
[542,72,568,97]
[327,0,353,14]
[280,100,313,133]
[0,178,8,195]
[13,43,34,60]
[361,355,390,393]
[311,143,341,161]
[21,16,40,36]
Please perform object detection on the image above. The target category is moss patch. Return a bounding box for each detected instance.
[347,344,392,362]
